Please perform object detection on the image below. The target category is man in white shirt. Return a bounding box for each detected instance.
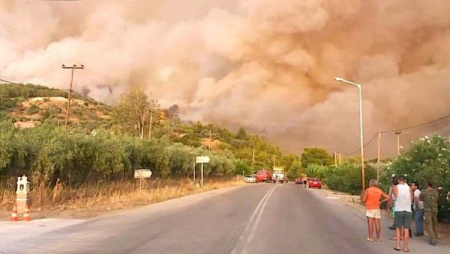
[411,182,424,237]
[393,176,413,252]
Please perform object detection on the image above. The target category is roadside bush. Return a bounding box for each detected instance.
[306,164,328,180]
[381,134,450,222]
[381,134,450,191]
[287,161,302,180]
[234,160,252,176]
[0,119,239,187]
[26,105,40,114]
[325,163,376,195]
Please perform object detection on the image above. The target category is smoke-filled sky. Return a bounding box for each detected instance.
[1,0,450,157]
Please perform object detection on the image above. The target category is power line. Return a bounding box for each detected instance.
[381,114,450,133]
[343,132,378,156]
[343,112,450,155]
[0,78,18,84]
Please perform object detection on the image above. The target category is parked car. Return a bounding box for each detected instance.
[308,178,322,189]
[244,175,256,183]
[255,169,272,183]
[295,178,303,184]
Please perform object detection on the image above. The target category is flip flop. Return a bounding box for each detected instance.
[404,250,409,253]
[394,248,401,251]
[376,239,382,242]
[366,238,374,242]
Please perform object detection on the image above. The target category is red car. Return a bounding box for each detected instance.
[308,178,322,189]
[255,169,272,183]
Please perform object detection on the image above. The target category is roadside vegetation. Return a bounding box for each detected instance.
[0,83,294,216]
[299,135,450,223]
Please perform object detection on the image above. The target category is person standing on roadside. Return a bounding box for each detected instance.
[411,182,424,237]
[420,181,439,246]
[302,175,307,188]
[388,177,399,231]
[393,176,413,252]
[363,179,390,242]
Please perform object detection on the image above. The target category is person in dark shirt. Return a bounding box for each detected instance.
[420,182,439,246]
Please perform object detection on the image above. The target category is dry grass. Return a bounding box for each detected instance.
[0,177,245,220]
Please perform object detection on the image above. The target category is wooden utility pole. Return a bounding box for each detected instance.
[377,131,381,182]
[395,130,402,155]
[62,64,84,130]
[334,151,337,166]
[251,148,255,169]
[209,129,212,151]
[193,161,196,185]
[201,155,204,188]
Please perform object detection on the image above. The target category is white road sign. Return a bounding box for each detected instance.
[134,169,152,179]
[196,156,210,164]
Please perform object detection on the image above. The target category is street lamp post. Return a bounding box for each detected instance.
[335,77,366,192]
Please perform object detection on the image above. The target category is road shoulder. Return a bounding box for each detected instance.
[310,186,450,251]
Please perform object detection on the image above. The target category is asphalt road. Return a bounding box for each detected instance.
[2,183,449,254]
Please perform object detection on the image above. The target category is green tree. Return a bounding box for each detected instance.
[236,127,247,140]
[325,163,376,195]
[382,134,450,191]
[283,154,300,172]
[235,160,252,175]
[306,164,328,179]
[287,161,302,180]
[301,148,333,168]
[113,90,150,138]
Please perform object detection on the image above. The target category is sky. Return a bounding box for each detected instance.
[1,0,450,157]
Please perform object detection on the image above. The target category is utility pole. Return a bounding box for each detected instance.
[334,151,337,166]
[209,129,212,151]
[193,161,196,186]
[251,148,255,169]
[62,64,84,130]
[201,155,204,188]
[148,99,160,139]
[377,131,381,182]
[395,130,402,155]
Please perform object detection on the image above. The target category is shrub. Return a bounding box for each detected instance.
[381,134,450,191]
[287,161,302,180]
[306,164,328,180]
[325,163,376,195]
[26,105,40,114]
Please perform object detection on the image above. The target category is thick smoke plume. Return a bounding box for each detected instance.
[1,0,450,157]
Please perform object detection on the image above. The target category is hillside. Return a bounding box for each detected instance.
[0,83,295,175]
[0,83,113,128]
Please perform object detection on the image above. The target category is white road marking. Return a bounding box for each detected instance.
[247,186,277,243]
[244,186,275,232]
[230,185,279,254]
